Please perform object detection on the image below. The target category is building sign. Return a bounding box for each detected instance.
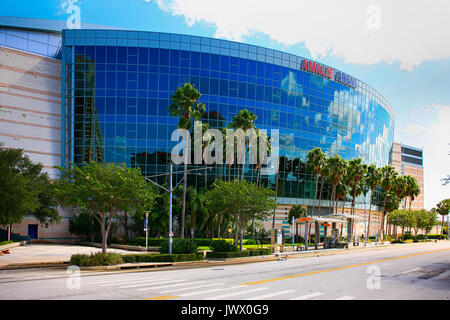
[301,59,357,89]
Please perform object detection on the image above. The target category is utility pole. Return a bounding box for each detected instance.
[145,164,211,255]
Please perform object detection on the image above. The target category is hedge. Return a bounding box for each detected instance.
[206,248,272,259]
[122,253,203,263]
[69,253,124,266]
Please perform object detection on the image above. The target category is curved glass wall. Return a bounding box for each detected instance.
[62,30,394,207]
[0,27,61,58]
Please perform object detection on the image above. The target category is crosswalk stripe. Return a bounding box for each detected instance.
[160,282,225,294]
[244,289,295,300]
[81,275,152,282]
[99,279,178,287]
[135,280,205,291]
[83,277,166,285]
[110,279,186,290]
[289,292,325,300]
[204,287,269,300]
[180,285,244,297]
[336,296,355,300]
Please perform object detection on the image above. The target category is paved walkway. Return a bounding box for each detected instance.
[0,244,143,267]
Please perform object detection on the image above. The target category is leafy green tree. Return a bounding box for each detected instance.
[54,162,155,253]
[0,145,60,238]
[306,148,327,217]
[436,199,450,239]
[205,179,276,250]
[365,165,382,237]
[168,83,206,239]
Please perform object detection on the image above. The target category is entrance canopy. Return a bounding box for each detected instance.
[327,214,365,221]
[296,216,345,224]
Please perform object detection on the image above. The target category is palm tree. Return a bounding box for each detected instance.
[306,148,327,217]
[405,175,420,211]
[392,175,408,235]
[346,159,367,217]
[379,165,398,239]
[325,155,348,215]
[168,83,206,239]
[365,164,381,238]
[227,109,258,180]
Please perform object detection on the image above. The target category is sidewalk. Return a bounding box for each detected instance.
[0,244,147,269]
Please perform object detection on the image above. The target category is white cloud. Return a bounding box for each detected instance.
[396,105,450,209]
[400,124,427,135]
[147,0,450,70]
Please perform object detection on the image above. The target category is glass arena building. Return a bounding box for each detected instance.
[0,17,395,242]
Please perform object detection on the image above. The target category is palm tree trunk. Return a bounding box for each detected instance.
[318,176,324,216]
[312,174,319,216]
[272,169,279,229]
[367,191,373,237]
[180,132,188,239]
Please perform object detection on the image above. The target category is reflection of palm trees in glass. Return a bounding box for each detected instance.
[74,54,104,163]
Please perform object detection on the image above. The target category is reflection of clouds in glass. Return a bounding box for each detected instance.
[281,71,302,96]
[357,125,390,167]
[326,88,361,157]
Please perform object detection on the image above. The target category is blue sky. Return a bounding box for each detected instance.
[1,0,449,209]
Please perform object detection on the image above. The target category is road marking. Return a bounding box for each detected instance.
[136,280,205,291]
[100,279,180,287]
[336,296,355,300]
[204,287,268,300]
[244,289,295,300]
[83,277,168,285]
[289,292,325,300]
[401,267,421,274]
[161,282,225,294]
[240,248,450,286]
[180,285,244,297]
[143,295,178,300]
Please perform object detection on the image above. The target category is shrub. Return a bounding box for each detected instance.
[122,253,202,263]
[210,240,238,253]
[206,248,272,259]
[70,253,123,266]
[132,237,166,247]
[160,239,198,254]
[244,239,257,245]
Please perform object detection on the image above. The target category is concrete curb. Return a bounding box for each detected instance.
[0,241,27,251]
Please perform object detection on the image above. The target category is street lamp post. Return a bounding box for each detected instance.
[144,211,149,250]
[145,164,211,255]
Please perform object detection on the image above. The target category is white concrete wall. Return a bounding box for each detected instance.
[0,45,76,243]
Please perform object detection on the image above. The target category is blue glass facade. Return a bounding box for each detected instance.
[62,30,394,206]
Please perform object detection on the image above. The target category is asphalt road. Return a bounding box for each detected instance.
[0,242,449,300]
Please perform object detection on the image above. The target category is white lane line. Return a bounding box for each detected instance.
[401,267,421,274]
[135,280,206,291]
[161,283,225,294]
[244,289,295,300]
[81,275,154,282]
[83,277,167,285]
[204,287,269,300]
[336,296,355,300]
[289,292,325,300]
[180,285,245,297]
[105,279,185,288]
